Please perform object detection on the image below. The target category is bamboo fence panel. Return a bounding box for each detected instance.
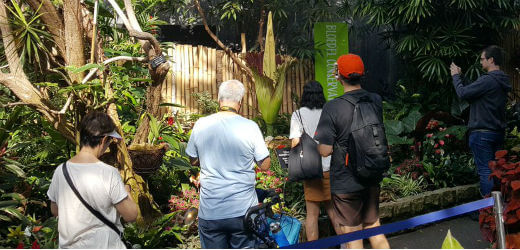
[163,44,312,118]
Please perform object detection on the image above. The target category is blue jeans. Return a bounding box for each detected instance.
[469,131,504,196]
[198,216,255,249]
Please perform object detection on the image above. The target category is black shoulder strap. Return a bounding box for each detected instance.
[62,162,122,237]
[338,95,358,106]
[295,110,307,135]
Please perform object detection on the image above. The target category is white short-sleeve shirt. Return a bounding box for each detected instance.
[186,112,269,220]
[47,161,128,249]
[289,107,331,172]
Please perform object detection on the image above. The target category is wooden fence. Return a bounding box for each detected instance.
[159,44,314,118]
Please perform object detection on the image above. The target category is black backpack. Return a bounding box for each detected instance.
[339,94,390,184]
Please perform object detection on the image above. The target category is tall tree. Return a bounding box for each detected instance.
[0,0,170,223]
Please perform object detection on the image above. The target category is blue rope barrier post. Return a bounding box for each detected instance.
[493,191,506,249]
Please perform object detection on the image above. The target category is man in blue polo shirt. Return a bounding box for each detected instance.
[186,79,271,248]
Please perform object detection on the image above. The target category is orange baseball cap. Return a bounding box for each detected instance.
[337,54,364,79]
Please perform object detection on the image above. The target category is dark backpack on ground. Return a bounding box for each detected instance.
[339,94,390,184]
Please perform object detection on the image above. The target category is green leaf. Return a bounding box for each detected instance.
[387,134,413,145]
[441,230,464,249]
[451,96,469,116]
[181,183,190,192]
[122,91,137,106]
[148,114,160,141]
[0,214,11,221]
[161,135,179,150]
[159,103,185,108]
[67,63,104,74]
[384,120,404,135]
[1,207,26,222]
[4,164,25,178]
[0,200,19,208]
[402,110,422,133]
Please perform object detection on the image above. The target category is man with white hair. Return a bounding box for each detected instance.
[186,79,271,248]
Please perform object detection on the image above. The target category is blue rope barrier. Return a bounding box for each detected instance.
[284,197,494,249]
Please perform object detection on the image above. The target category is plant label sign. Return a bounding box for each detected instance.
[314,22,349,101]
[275,148,290,169]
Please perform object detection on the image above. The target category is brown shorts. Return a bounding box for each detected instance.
[303,171,331,202]
[332,186,380,227]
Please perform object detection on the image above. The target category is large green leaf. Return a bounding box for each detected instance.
[384,120,404,135]
[402,110,422,133]
[451,96,469,116]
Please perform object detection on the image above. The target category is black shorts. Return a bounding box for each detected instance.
[332,185,380,227]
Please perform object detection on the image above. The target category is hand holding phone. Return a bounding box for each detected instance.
[450,62,461,76]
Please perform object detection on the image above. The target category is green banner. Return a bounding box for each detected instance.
[314,22,349,100]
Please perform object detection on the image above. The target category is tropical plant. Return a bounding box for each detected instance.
[380,174,427,201]
[4,0,52,70]
[123,212,186,248]
[349,0,520,85]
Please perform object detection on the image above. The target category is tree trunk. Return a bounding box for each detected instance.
[63,0,86,83]
[105,78,160,224]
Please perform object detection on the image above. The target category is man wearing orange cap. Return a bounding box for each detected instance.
[315,54,390,249]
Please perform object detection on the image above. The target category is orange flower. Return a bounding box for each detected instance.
[32,226,42,233]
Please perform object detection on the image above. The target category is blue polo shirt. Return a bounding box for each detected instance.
[186,112,269,220]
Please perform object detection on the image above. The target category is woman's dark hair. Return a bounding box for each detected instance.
[300,80,326,109]
[79,111,116,148]
[483,45,505,66]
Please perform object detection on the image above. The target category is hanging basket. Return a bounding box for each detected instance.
[128,143,167,175]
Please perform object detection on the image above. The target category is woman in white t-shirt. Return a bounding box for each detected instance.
[289,80,338,241]
[47,111,138,248]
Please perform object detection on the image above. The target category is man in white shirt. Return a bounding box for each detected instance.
[186,79,271,248]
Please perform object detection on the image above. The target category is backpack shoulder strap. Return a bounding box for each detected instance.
[337,95,358,106]
[62,162,122,237]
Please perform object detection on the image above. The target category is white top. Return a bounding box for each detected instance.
[186,112,269,220]
[47,161,127,249]
[289,107,331,172]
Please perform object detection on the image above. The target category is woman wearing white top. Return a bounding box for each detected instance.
[289,81,338,241]
[47,112,138,248]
